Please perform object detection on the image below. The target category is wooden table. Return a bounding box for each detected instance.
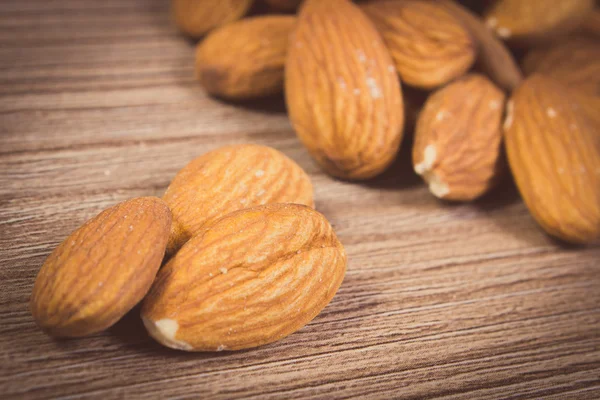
[2,1,599,398]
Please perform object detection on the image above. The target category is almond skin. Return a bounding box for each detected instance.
[522,37,600,97]
[163,144,314,256]
[362,0,476,90]
[439,0,522,92]
[286,0,404,180]
[142,203,347,351]
[413,74,506,201]
[30,197,172,337]
[172,0,254,38]
[484,0,595,46]
[504,75,600,244]
[196,16,296,100]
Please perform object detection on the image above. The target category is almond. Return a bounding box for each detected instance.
[172,0,254,38]
[196,16,296,99]
[30,197,172,337]
[163,144,314,256]
[522,37,600,97]
[264,0,302,12]
[362,0,475,90]
[285,0,404,180]
[484,0,595,46]
[439,0,522,92]
[413,74,506,201]
[141,203,346,351]
[504,75,600,244]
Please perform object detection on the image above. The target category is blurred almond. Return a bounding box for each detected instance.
[163,144,314,256]
[413,74,506,201]
[504,75,600,244]
[484,0,595,46]
[172,0,254,38]
[362,0,476,89]
[286,0,404,180]
[142,203,346,351]
[196,16,296,99]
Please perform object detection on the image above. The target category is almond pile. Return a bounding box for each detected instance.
[31,0,599,351]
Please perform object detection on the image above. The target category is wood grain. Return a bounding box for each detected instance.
[1,1,599,399]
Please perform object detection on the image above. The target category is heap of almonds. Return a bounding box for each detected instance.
[31,0,599,351]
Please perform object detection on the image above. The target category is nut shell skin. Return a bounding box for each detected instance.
[172,0,254,38]
[196,16,296,100]
[30,197,172,337]
[163,144,314,256]
[362,0,476,90]
[504,75,600,244]
[413,74,506,201]
[142,203,347,351]
[285,0,404,181]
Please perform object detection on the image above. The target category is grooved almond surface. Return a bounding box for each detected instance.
[141,203,347,351]
[484,0,595,45]
[195,16,296,100]
[504,75,600,244]
[172,0,254,38]
[522,37,600,97]
[30,197,172,337]
[285,0,404,180]
[413,74,506,201]
[163,144,314,256]
[439,0,522,92]
[362,0,476,90]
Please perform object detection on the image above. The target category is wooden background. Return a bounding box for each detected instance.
[1,1,599,398]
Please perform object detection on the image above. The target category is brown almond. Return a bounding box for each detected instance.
[196,16,296,99]
[30,197,172,337]
[285,0,404,180]
[163,144,314,256]
[142,203,347,351]
[172,0,254,38]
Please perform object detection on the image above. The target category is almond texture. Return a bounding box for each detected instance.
[522,37,600,97]
[362,0,476,89]
[142,203,347,351]
[504,75,600,244]
[163,144,314,256]
[30,197,172,337]
[196,16,296,99]
[286,0,404,180]
[484,0,595,45]
[172,0,254,38]
[439,0,522,92]
[413,74,506,201]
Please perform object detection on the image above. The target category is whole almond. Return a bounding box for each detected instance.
[504,75,600,244]
[484,0,595,46]
[30,197,172,337]
[286,0,404,180]
[439,0,522,92]
[196,16,296,99]
[413,74,506,201]
[172,0,254,38]
[163,144,314,256]
[362,0,476,90]
[522,37,600,97]
[142,203,347,351]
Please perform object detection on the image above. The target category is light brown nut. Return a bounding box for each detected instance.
[163,144,314,256]
[484,0,595,46]
[522,37,600,97]
[438,0,522,92]
[195,16,296,100]
[263,0,302,12]
[142,203,347,351]
[504,75,600,244]
[362,0,476,90]
[413,74,506,201]
[172,0,254,38]
[30,197,172,337]
[285,0,404,180]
